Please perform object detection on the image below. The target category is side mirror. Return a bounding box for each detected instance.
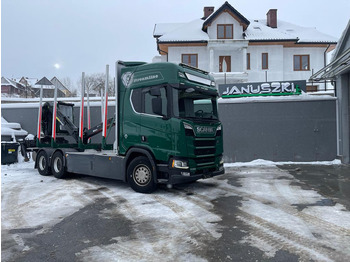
[152,97,163,116]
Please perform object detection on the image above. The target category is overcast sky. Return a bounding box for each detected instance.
[2,0,349,89]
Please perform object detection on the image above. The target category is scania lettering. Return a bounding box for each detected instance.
[28,62,224,193]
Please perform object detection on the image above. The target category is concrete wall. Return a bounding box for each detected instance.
[2,97,337,163]
[218,97,337,162]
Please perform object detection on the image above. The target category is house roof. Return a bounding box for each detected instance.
[153,23,186,38]
[156,19,209,43]
[154,2,338,45]
[17,77,39,87]
[202,1,250,31]
[50,77,71,93]
[35,77,53,86]
[245,19,337,43]
[1,77,17,88]
[1,77,24,89]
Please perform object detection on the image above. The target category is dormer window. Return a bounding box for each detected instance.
[217,24,233,39]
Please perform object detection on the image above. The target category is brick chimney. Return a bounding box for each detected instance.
[266,9,277,28]
[203,6,215,19]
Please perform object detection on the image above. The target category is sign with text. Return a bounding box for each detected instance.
[219,80,306,98]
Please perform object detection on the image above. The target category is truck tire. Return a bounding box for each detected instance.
[51,151,67,179]
[127,156,157,193]
[37,150,51,176]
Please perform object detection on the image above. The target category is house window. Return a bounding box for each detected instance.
[247,53,251,70]
[182,54,198,68]
[262,53,268,69]
[294,55,310,71]
[217,24,233,39]
[306,85,318,92]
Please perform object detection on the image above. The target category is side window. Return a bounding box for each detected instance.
[142,86,168,116]
[131,87,167,116]
[131,89,142,113]
[144,92,154,115]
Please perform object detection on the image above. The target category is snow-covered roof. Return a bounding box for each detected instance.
[202,1,250,31]
[157,19,209,42]
[1,77,20,88]
[244,20,297,41]
[51,77,71,93]
[153,23,186,37]
[16,77,39,87]
[154,3,337,45]
[245,19,337,43]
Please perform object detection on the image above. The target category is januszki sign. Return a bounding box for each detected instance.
[218,80,306,98]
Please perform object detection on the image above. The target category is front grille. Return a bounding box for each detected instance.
[195,157,216,164]
[194,157,216,167]
[194,139,216,147]
[194,148,216,155]
[195,167,216,175]
[193,138,216,156]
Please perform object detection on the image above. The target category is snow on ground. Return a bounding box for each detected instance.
[1,156,231,261]
[232,165,350,261]
[2,157,350,261]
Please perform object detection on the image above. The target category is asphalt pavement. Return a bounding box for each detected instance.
[2,162,350,261]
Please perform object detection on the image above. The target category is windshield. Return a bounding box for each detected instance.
[173,87,218,120]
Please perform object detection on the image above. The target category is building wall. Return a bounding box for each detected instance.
[1,85,18,95]
[247,44,284,82]
[207,12,244,40]
[283,47,326,81]
[168,46,209,71]
[161,12,331,92]
[166,41,329,92]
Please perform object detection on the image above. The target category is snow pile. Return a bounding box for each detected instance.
[224,158,341,167]
[218,91,336,104]
[1,117,28,140]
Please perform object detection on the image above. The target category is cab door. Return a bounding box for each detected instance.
[140,86,173,162]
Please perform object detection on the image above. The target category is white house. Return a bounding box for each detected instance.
[153,1,337,92]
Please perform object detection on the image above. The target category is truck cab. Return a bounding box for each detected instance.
[118,62,224,190]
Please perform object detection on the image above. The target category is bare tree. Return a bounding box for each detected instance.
[77,73,114,96]
[61,77,77,97]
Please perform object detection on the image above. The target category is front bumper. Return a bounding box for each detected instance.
[157,164,225,185]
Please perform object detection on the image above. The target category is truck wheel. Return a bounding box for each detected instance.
[127,156,157,193]
[37,150,51,176]
[51,151,67,179]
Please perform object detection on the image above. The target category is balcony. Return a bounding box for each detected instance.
[210,72,248,85]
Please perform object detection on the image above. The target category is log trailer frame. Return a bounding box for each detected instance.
[31,61,225,193]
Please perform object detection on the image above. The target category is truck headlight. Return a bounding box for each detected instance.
[183,123,194,136]
[219,155,224,165]
[172,159,189,169]
[216,125,222,136]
